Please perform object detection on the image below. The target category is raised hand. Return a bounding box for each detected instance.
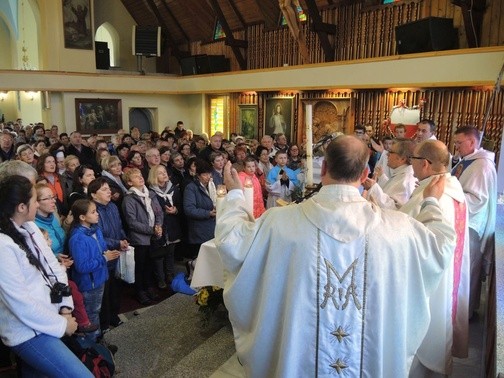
[223,161,242,191]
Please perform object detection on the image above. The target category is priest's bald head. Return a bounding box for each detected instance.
[322,135,370,186]
[411,140,450,181]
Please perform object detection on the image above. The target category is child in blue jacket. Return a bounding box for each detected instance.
[68,199,120,340]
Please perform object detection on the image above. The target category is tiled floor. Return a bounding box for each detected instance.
[452,282,487,377]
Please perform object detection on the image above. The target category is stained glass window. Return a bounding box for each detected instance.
[210,97,225,136]
[280,5,307,26]
[213,20,226,40]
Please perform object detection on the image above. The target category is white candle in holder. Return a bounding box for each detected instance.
[305,104,314,186]
[243,176,254,218]
[216,185,227,221]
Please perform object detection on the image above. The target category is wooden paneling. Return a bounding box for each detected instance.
[236,87,504,163]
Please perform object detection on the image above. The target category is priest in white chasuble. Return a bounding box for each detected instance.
[401,140,470,376]
[215,136,456,378]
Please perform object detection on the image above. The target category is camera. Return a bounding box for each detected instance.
[50,282,72,303]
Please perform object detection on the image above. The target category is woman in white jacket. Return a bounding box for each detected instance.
[0,175,92,377]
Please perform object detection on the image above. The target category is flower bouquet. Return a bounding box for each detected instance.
[195,286,225,325]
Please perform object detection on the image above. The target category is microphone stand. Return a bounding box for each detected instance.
[294,182,322,203]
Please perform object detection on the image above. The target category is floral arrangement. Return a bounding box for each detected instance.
[195,286,224,324]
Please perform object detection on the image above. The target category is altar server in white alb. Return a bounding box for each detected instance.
[401,140,470,377]
[451,126,497,317]
[215,136,456,378]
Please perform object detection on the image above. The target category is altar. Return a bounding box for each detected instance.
[190,239,224,289]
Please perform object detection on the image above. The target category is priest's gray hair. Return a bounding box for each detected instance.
[0,160,37,184]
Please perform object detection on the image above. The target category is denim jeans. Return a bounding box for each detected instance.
[11,333,93,377]
[82,284,105,341]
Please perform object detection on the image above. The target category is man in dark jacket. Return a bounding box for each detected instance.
[66,131,100,173]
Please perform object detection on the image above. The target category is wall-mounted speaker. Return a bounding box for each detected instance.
[95,41,110,70]
[132,26,161,57]
[395,17,458,55]
[180,56,198,76]
[180,55,230,75]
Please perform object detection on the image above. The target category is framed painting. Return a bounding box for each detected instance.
[63,0,93,49]
[238,105,258,140]
[264,97,294,141]
[75,98,122,134]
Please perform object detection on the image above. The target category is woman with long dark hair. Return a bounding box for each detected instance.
[68,164,95,209]
[0,175,92,377]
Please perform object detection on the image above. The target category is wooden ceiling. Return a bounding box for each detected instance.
[120,0,353,58]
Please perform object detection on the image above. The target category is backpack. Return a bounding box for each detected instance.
[62,335,115,377]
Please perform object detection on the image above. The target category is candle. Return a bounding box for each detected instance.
[243,176,254,218]
[216,185,227,221]
[305,104,314,186]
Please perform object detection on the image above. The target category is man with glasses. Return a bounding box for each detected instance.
[451,126,497,319]
[401,139,470,377]
[362,139,416,209]
[141,148,161,181]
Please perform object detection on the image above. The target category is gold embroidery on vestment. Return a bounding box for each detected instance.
[331,326,350,343]
[330,358,348,374]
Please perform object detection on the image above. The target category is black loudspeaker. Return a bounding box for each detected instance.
[207,55,230,73]
[132,26,161,57]
[180,56,198,75]
[395,17,458,54]
[181,55,230,75]
[95,41,110,70]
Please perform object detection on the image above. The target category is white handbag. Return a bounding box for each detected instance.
[117,246,135,283]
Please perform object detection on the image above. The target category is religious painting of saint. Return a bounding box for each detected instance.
[238,105,258,140]
[63,0,92,50]
[75,98,122,134]
[264,97,294,141]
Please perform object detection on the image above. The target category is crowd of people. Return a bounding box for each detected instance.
[0,116,496,376]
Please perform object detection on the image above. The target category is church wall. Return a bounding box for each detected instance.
[53,92,204,135]
[37,0,94,72]
[0,18,13,69]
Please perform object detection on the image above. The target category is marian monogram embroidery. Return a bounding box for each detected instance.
[320,258,362,311]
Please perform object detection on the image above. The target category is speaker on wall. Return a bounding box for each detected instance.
[132,26,161,57]
[181,54,230,75]
[180,56,198,76]
[395,17,458,55]
[95,41,110,70]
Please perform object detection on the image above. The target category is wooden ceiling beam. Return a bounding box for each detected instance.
[304,0,335,61]
[145,0,187,60]
[255,0,279,29]
[209,0,247,70]
[451,0,487,48]
[227,0,247,28]
[159,0,190,43]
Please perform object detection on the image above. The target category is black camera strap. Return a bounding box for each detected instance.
[23,228,62,287]
[0,226,61,290]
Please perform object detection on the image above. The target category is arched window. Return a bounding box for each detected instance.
[95,22,119,67]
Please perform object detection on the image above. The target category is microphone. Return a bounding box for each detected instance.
[313,132,340,152]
